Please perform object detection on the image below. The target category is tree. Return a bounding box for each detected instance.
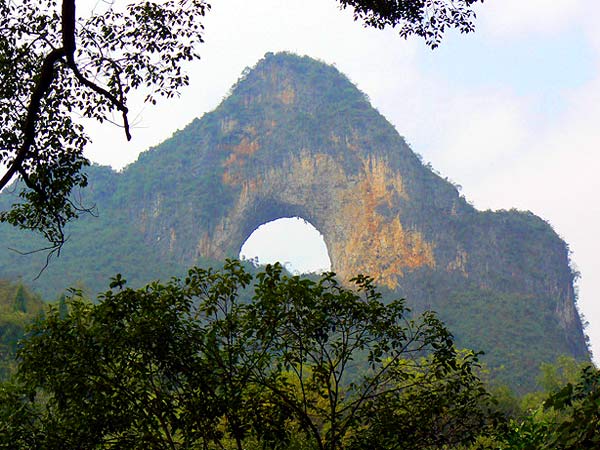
[0,0,210,256]
[249,265,496,450]
[0,381,44,449]
[12,284,27,313]
[339,0,482,48]
[537,355,592,394]
[0,0,483,253]
[345,351,499,449]
[0,280,44,381]
[542,365,600,449]
[518,355,593,415]
[6,261,494,449]
[482,361,600,450]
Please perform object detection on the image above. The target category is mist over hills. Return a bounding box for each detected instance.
[0,52,589,391]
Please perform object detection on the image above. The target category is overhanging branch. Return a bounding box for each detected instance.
[0,47,65,192]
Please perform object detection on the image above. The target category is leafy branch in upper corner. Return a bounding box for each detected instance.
[338,0,483,48]
[0,0,209,257]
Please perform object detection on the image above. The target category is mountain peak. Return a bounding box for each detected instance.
[222,52,370,114]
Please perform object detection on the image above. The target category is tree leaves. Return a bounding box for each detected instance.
[0,0,484,256]
[0,0,209,255]
[337,0,483,48]
[5,261,494,449]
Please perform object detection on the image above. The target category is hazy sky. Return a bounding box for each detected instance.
[80,0,600,360]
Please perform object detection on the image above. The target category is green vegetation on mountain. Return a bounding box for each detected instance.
[0,52,589,391]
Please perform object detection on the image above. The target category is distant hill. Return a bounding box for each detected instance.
[0,52,589,391]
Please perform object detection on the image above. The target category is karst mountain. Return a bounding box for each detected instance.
[0,52,589,390]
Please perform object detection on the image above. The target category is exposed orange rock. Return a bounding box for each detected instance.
[337,156,435,289]
[221,170,235,185]
[232,137,260,156]
[222,137,261,185]
[211,149,435,290]
[223,153,240,169]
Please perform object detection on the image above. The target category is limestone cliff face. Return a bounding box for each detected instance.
[0,52,589,391]
[199,150,435,289]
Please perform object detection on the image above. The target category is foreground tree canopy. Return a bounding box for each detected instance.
[1,262,599,449]
[0,0,484,253]
[0,261,497,450]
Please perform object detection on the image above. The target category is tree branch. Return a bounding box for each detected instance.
[61,0,131,140]
[0,47,65,192]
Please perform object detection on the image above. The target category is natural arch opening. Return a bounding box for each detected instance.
[239,217,331,274]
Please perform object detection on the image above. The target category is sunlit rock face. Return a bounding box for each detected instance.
[0,52,589,391]
[199,150,436,290]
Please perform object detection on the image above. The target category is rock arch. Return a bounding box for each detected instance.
[239,217,331,272]
[126,52,586,368]
[194,150,435,289]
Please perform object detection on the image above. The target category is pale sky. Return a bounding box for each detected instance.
[80,0,600,360]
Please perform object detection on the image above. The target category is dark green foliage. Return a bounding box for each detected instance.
[434,285,579,392]
[536,356,593,394]
[476,363,600,450]
[1,263,596,449]
[347,349,500,449]
[338,0,482,48]
[0,0,482,252]
[0,0,210,251]
[492,415,553,450]
[399,264,587,393]
[7,261,494,450]
[12,285,27,313]
[0,168,203,298]
[0,381,44,450]
[542,365,600,449]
